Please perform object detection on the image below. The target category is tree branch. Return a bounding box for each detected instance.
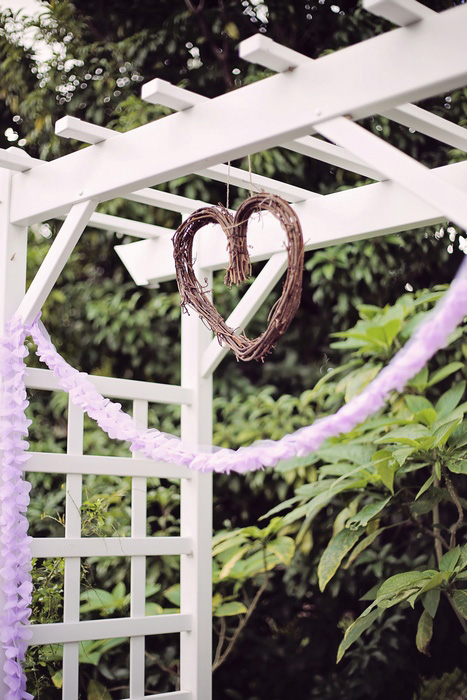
[443,468,464,549]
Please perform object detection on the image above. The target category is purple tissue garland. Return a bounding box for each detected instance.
[1,256,467,697]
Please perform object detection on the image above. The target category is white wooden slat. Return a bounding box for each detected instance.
[55,115,115,143]
[0,170,28,699]
[30,614,192,645]
[315,116,467,234]
[142,78,207,111]
[137,158,467,284]
[180,251,213,699]
[16,200,97,325]
[363,0,435,25]
[30,537,192,558]
[10,4,467,225]
[201,252,288,378]
[130,400,149,699]
[62,401,84,700]
[0,147,35,172]
[381,104,467,152]
[26,453,192,480]
[25,367,193,405]
[84,212,174,239]
[125,188,207,215]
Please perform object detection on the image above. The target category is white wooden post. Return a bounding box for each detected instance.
[180,251,213,699]
[0,169,28,699]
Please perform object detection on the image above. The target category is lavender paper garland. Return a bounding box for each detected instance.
[2,258,467,698]
[0,316,33,700]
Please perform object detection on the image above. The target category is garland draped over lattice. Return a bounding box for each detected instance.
[2,255,467,698]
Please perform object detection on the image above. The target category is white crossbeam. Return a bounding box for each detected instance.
[315,117,467,233]
[31,537,193,557]
[85,211,174,239]
[381,104,467,152]
[0,147,35,172]
[11,3,467,225]
[363,0,435,25]
[16,200,96,325]
[122,159,467,284]
[30,614,192,645]
[142,78,207,110]
[201,253,288,378]
[55,115,116,144]
[26,452,192,479]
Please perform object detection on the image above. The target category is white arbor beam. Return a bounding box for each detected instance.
[121,159,467,285]
[0,147,35,172]
[363,0,435,25]
[11,3,467,225]
[142,78,207,110]
[315,117,467,233]
[55,115,115,144]
[381,104,467,152]
[201,252,288,378]
[85,211,174,239]
[16,200,96,325]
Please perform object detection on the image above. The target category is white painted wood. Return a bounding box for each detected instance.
[124,693,191,700]
[26,453,192,480]
[10,4,467,225]
[142,78,207,110]
[363,0,435,26]
[382,104,467,152]
[115,238,174,286]
[123,159,467,284]
[16,199,96,325]
[55,115,116,144]
[84,212,174,239]
[239,33,310,72]
[126,187,206,214]
[25,367,193,405]
[201,252,288,378]
[130,400,148,698]
[0,170,28,700]
[62,401,84,700]
[30,537,193,558]
[180,247,213,699]
[30,614,192,645]
[0,147,35,172]
[315,116,467,234]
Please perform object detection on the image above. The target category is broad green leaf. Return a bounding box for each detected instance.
[375,461,396,493]
[80,589,116,613]
[266,536,295,567]
[275,455,316,472]
[377,425,429,447]
[435,381,466,418]
[405,396,434,414]
[415,408,437,426]
[318,527,365,591]
[408,366,428,391]
[163,584,180,607]
[336,608,380,663]
[212,533,247,557]
[458,544,467,571]
[344,527,387,569]
[416,609,433,655]
[51,671,63,689]
[378,571,434,599]
[213,601,248,617]
[422,588,441,619]
[87,679,112,700]
[219,545,250,580]
[410,488,444,517]
[432,419,461,448]
[446,459,467,474]
[418,571,446,596]
[347,497,391,530]
[439,546,461,572]
[452,590,467,619]
[427,362,464,387]
[415,475,434,500]
[145,602,164,616]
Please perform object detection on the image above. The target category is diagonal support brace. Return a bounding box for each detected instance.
[16,200,96,326]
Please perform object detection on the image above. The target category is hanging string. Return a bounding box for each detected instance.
[226,160,231,209]
[247,154,254,197]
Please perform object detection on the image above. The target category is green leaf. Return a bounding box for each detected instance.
[87,679,112,700]
[435,381,466,418]
[145,602,164,616]
[407,366,428,391]
[451,590,467,619]
[336,608,380,663]
[318,527,365,591]
[415,475,434,500]
[432,419,461,448]
[213,601,248,617]
[344,527,387,569]
[446,459,467,474]
[416,609,433,656]
[266,536,295,567]
[377,425,429,447]
[51,671,63,689]
[375,461,396,494]
[422,588,441,619]
[347,497,391,530]
[163,584,180,607]
[439,546,461,572]
[377,571,434,600]
[405,396,434,414]
[427,362,464,387]
[219,546,250,580]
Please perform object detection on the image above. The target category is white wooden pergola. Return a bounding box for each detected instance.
[1,0,467,697]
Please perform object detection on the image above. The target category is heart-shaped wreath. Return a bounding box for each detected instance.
[173,193,304,362]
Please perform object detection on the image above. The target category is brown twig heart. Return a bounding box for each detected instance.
[173,193,304,362]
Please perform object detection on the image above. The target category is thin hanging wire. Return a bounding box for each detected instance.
[226,160,231,209]
[247,154,254,197]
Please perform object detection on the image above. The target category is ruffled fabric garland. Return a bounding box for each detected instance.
[0,317,33,700]
[1,256,467,697]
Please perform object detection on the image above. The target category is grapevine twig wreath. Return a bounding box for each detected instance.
[172,193,305,362]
